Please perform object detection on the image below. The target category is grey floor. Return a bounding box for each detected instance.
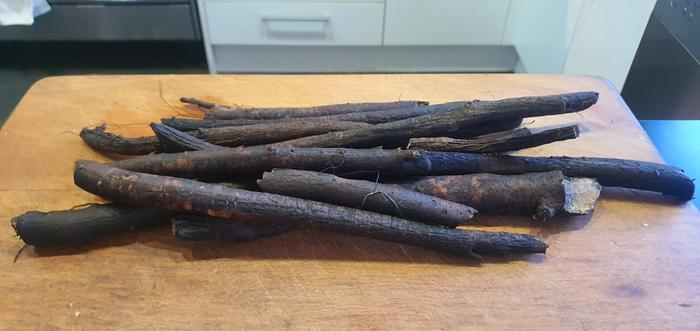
[0,41,207,125]
[0,69,41,124]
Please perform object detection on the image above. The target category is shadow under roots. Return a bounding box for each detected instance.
[598,187,691,206]
[26,226,542,266]
[27,223,173,257]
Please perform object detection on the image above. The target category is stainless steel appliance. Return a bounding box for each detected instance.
[622,0,700,119]
[0,0,201,41]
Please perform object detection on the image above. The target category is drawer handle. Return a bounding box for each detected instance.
[261,15,331,39]
[261,16,330,23]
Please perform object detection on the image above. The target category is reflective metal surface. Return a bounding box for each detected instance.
[622,6,699,119]
[0,0,200,41]
[655,0,699,60]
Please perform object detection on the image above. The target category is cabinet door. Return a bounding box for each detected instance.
[204,1,384,46]
[384,0,511,45]
[503,0,585,73]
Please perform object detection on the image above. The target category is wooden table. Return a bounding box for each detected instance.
[1,75,698,330]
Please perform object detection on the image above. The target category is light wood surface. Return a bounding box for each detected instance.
[1,74,698,330]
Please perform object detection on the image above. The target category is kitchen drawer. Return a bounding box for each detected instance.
[204,1,383,46]
[384,0,510,45]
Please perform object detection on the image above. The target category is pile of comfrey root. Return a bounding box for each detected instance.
[11,92,695,260]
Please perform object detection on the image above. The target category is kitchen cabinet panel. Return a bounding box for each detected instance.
[384,0,511,45]
[205,1,384,45]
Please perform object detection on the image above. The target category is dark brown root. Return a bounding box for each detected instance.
[258,169,476,227]
[407,125,580,153]
[74,160,549,257]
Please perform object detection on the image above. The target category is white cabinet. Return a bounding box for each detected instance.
[199,0,516,73]
[199,0,652,84]
[562,0,657,90]
[383,0,511,45]
[204,1,384,46]
[503,0,584,74]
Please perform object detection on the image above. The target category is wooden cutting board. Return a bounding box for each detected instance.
[0,74,698,330]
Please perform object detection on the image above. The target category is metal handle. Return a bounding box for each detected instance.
[261,15,331,38]
[261,16,331,23]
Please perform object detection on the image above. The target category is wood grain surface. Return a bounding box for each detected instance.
[0,74,698,330]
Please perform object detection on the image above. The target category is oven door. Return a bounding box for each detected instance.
[0,0,201,41]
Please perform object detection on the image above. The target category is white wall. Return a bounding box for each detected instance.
[563,0,656,90]
[506,0,656,90]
